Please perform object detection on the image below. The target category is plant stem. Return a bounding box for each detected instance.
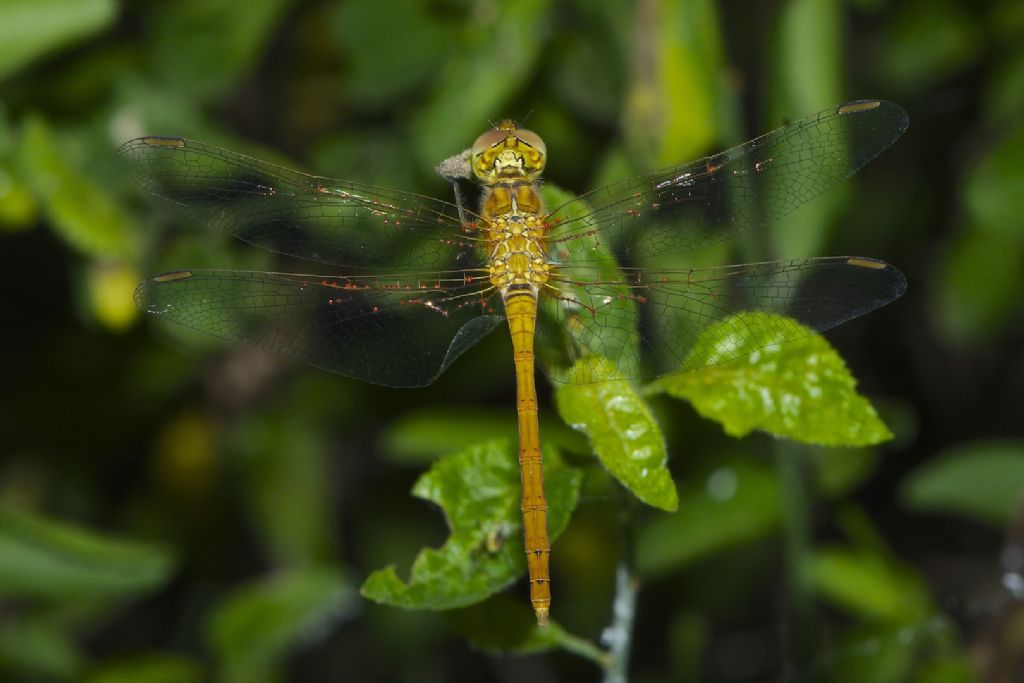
[602,499,640,683]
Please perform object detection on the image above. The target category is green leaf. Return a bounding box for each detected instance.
[410,0,549,167]
[0,0,116,81]
[807,547,931,623]
[206,567,355,683]
[933,231,1024,346]
[637,461,780,578]
[622,0,724,168]
[446,594,604,664]
[0,615,83,680]
[766,0,843,259]
[878,0,981,93]
[0,503,175,600]
[18,116,135,259]
[964,123,1024,240]
[229,410,338,567]
[146,0,291,100]
[378,406,584,465]
[555,357,677,511]
[84,653,204,683]
[654,312,892,446]
[899,439,1024,526]
[361,440,582,611]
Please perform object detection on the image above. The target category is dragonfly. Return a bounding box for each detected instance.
[122,99,908,627]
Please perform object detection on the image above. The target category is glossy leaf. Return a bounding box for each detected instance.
[0,0,115,81]
[555,357,677,511]
[899,439,1024,526]
[637,461,780,578]
[361,440,582,611]
[206,567,355,683]
[18,117,134,259]
[0,503,175,599]
[655,312,892,446]
[808,547,931,623]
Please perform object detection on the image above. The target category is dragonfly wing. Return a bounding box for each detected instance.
[136,270,503,387]
[545,100,908,263]
[537,257,906,383]
[118,137,486,271]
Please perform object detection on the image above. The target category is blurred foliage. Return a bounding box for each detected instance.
[1,0,1022,681]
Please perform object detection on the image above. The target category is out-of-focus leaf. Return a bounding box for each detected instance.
[0,616,83,681]
[206,567,355,683]
[378,407,583,465]
[18,117,135,259]
[146,0,291,100]
[932,230,1024,346]
[899,439,1024,526]
[808,447,878,499]
[86,262,140,331]
[766,0,842,259]
[637,461,779,578]
[0,158,38,230]
[361,440,581,611]
[878,0,981,92]
[0,0,116,81]
[984,50,1024,126]
[229,410,337,567]
[622,0,723,169]
[555,357,677,512]
[548,2,629,125]
[410,0,549,168]
[808,547,931,623]
[446,594,602,660]
[654,312,892,446]
[0,503,175,599]
[965,124,1024,240]
[84,653,204,683]
[330,0,452,111]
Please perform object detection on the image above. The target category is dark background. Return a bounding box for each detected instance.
[1,0,1022,681]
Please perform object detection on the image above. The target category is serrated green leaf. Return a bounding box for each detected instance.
[361,440,582,611]
[18,117,135,259]
[899,439,1024,526]
[0,0,116,81]
[808,547,931,623]
[654,312,892,446]
[446,595,577,656]
[555,357,676,511]
[206,567,355,683]
[84,653,204,683]
[637,461,779,578]
[0,503,175,600]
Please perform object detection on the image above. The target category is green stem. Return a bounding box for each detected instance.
[601,498,639,683]
[775,443,816,673]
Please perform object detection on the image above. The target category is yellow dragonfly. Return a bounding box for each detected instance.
[122,99,908,627]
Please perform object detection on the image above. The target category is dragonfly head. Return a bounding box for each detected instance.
[471,120,546,183]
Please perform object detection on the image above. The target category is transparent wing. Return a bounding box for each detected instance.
[536,256,907,383]
[135,269,504,387]
[118,137,487,271]
[545,101,908,263]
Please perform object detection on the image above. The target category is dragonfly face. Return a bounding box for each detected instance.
[471,119,547,182]
[123,100,909,626]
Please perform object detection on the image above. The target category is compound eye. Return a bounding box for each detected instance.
[472,129,508,157]
[515,129,546,157]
